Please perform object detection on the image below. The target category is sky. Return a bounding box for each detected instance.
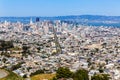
[0,0,120,17]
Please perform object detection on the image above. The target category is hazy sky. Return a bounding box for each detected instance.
[0,0,120,16]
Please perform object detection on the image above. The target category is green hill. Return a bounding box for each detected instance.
[0,69,24,80]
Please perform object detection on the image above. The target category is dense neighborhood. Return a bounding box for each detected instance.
[0,19,120,80]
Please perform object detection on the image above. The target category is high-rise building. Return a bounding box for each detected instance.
[30,18,33,25]
[36,17,39,22]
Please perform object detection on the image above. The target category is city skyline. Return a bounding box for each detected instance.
[0,0,120,17]
[0,1,120,80]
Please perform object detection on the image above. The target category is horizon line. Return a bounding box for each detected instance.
[0,14,120,17]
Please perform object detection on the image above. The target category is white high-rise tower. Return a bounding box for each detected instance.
[30,18,33,25]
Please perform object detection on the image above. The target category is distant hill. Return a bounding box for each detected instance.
[39,15,120,21]
[1,15,120,21]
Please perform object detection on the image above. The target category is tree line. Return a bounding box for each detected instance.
[52,67,110,80]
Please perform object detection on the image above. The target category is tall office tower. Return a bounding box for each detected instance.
[4,20,8,26]
[30,18,33,25]
[36,17,40,22]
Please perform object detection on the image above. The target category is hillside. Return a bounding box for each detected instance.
[0,69,24,80]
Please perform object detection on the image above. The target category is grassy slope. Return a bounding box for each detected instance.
[0,69,24,80]
[31,74,55,80]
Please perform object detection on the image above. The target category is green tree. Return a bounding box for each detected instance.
[51,77,57,80]
[0,40,14,52]
[56,67,73,79]
[30,69,44,76]
[22,45,29,53]
[91,74,110,80]
[22,45,30,56]
[98,65,104,73]
[72,69,89,80]
[10,62,24,70]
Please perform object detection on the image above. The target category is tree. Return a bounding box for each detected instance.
[72,69,89,80]
[23,74,27,78]
[91,74,110,80]
[30,69,44,76]
[22,45,30,56]
[51,77,57,80]
[87,58,92,67]
[10,62,24,70]
[0,40,14,52]
[22,45,29,53]
[56,67,73,79]
[99,68,104,73]
[98,65,104,73]
[102,43,107,48]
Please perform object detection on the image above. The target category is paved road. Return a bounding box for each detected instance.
[0,69,8,78]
